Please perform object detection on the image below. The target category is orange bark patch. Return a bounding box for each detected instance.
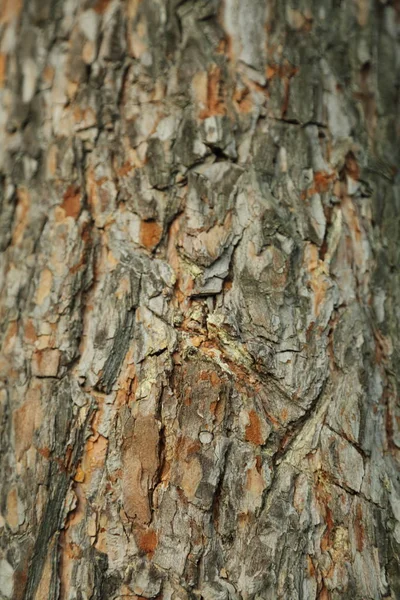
[0,53,6,88]
[74,466,85,483]
[199,370,220,386]
[140,220,162,250]
[137,528,158,556]
[245,410,264,446]
[37,446,51,460]
[266,63,298,80]
[61,185,81,219]
[81,434,108,486]
[318,587,330,600]
[64,540,83,560]
[117,161,134,177]
[199,64,226,119]
[314,171,336,193]
[301,171,336,200]
[210,397,225,425]
[210,371,220,386]
[233,86,253,113]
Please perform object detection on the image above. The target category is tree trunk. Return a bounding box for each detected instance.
[0,1,399,598]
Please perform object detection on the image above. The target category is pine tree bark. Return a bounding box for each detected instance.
[0,1,399,599]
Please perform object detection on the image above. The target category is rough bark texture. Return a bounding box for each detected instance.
[0,1,399,599]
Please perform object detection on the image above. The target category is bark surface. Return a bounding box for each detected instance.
[0,1,399,599]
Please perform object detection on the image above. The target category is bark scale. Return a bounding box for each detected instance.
[0,1,399,599]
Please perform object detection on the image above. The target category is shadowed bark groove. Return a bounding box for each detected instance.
[0,1,399,599]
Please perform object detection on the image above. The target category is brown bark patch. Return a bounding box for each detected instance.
[344,152,360,181]
[81,434,108,487]
[307,555,315,577]
[137,528,158,556]
[354,502,364,551]
[24,320,37,344]
[34,544,54,600]
[6,488,19,529]
[31,348,61,377]
[245,464,265,501]
[245,410,263,446]
[13,393,42,461]
[200,370,209,381]
[13,553,29,600]
[61,185,81,219]
[318,587,330,600]
[42,64,54,86]
[12,187,30,245]
[355,0,369,26]
[181,456,202,500]
[310,277,329,318]
[0,0,22,24]
[176,436,201,458]
[140,220,162,250]
[0,53,6,87]
[37,447,51,460]
[94,0,112,14]
[122,416,159,524]
[281,408,288,422]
